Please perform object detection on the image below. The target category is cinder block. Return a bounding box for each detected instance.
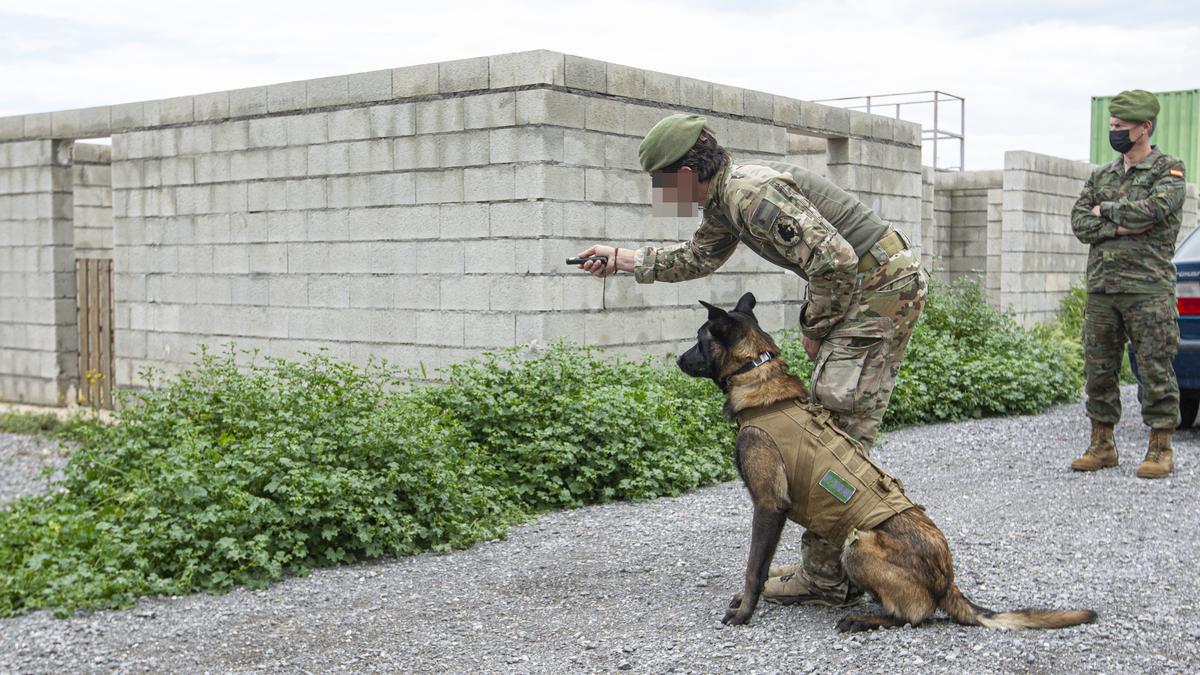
[464,92,516,130]
[309,276,351,307]
[415,169,464,204]
[111,102,146,129]
[441,130,491,167]
[249,117,289,148]
[490,201,548,237]
[439,57,490,93]
[268,81,307,113]
[604,135,641,170]
[347,139,393,173]
[366,242,417,274]
[50,109,82,137]
[564,129,606,166]
[267,211,307,241]
[368,103,415,138]
[160,96,195,125]
[247,180,287,212]
[349,275,395,308]
[307,209,350,241]
[489,276,560,311]
[349,205,439,240]
[212,245,251,274]
[78,106,112,137]
[488,50,565,88]
[440,202,489,238]
[268,275,307,306]
[515,90,585,127]
[559,202,606,238]
[565,55,606,91]
[415,310,465,346]
[229,87,268,117]
[606,63,644,98]
[392,63,439,98]
[195,154,231,183]
[307,143,351,175]
[465,311,515,347]
[325,176,370,208]
[464,165,515,202]
[231,276,269,305]
[584,97,625,134]
[24,113,51,138]
[329,108,372,141]
[713,84,745,115]
[643,70,680,105]
[0,114,22,139]
[193,91,230,122]
[268,147,308,178]
[307,76,349,108]
[348,69,392,104]
[515,164,585,200]
[392,135,440,170]
[287,113,329,145]
[585,168,647,204]
[415,99,465,134]
[490,127,563,164]
[213,121,250,152]
[415,241,464,274]
[231,150,269,181]
[367,173,416,206]
[285,178,327,210]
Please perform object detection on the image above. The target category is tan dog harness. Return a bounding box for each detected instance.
[737,399,915,546]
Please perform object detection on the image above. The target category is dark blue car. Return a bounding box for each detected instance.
[1129,226,1200,428]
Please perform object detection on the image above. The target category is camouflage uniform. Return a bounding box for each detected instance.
[634,159,927,602]
[1071,146,1186,430]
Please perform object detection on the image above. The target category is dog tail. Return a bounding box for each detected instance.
[939,583,1097,630]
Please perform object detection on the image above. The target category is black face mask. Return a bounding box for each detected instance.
[1109,128,1136,154]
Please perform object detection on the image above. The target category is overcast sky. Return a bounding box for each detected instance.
[3,0,1199,170]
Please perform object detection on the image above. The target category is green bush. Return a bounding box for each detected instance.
[0,279,1087,618]
[414,345,734,510]
[0,348,523,617]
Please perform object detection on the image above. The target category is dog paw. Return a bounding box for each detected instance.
[727,592,744,610]
[722,607,753,625]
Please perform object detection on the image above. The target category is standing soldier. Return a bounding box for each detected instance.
[1070,89,1185,479]
[575,114,927,608]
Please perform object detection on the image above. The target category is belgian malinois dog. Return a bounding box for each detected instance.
[677,292,1097,631]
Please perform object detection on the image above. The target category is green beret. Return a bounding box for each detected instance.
[1109,90,1160,122]
[638,114,707,172]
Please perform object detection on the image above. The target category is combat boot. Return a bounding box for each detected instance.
[762,568,864,608]
[1071,421,1118,471]
[1136,429,1175,479]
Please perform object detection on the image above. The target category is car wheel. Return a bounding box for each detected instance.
[1179,393,1199,429]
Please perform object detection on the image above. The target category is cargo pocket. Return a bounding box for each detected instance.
[811,322,891,414]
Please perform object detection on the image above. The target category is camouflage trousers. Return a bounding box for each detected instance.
[1084,291,1180,429]
[794,247,927,599]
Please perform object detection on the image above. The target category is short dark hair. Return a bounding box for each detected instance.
[660,128,728,182]
[1148,116,1157,137]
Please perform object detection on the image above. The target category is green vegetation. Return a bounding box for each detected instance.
[0,278,1087,618]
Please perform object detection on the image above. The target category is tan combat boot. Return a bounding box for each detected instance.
[1071,421,1118,471]
[1136,429,1175,479]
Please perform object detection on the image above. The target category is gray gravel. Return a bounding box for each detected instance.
[1,384,1198,674]
[0,432,70,504]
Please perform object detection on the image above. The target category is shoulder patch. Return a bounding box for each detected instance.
[1170,167,1185,178]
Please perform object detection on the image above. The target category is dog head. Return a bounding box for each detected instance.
[677,292,781,387]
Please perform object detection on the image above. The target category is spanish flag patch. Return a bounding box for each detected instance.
[1170,167,1185,178]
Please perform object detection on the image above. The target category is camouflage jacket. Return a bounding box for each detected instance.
[632,162,864,340]
[1071,147,1186,294]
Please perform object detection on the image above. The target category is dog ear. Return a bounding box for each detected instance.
[734,292,756,316]
[699,300,727,323]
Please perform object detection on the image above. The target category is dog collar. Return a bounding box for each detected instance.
[719,352,776,390]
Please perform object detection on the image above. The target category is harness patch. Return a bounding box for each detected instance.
[819,469,856,504]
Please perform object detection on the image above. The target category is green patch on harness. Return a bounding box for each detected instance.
[819,469,856,504]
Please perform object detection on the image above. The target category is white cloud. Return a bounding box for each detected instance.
[2,0,1196,169]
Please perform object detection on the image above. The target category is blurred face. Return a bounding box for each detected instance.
[651,168,701,217]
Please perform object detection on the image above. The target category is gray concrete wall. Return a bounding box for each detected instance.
[0,140,77,404]
[72,142,112,259]
[0,50,923,397]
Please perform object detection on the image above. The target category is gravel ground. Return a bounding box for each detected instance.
[1,384,1198,674]
[0,432,70,503]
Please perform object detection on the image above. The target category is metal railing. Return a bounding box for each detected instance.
[814,90,965,171]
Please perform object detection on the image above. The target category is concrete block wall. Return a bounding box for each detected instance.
[931,170,1002,284]
[0,140,77,404]
[0,49,923,397]
[72,142,113,258]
